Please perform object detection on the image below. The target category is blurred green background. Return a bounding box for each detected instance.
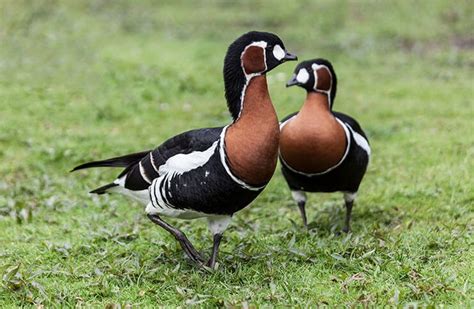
[1,0,473,306]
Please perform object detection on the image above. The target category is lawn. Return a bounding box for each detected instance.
[1,0,473,306]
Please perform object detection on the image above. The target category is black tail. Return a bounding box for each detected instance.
[71,150,151,172]
[90,183,119,195]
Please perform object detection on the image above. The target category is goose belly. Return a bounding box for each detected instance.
[109,180,150,205]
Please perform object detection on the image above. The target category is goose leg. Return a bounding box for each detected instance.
[206,215,232,269]
[147,214,204,264]
[297,201,308,228]
[207,233,223,268]
[343,192,357,233]
[291,191,308,227]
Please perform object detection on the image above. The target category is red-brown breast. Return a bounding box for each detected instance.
[280,92,347,173]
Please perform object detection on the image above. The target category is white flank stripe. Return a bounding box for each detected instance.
[149,177,172,210]
[158,141,218,176]
[148,140,220,215]
[346,124,371,156]
[219,126,265,191]
[147,176,212,219]
[139,161,152,184]
[149,182,158,206]
[149,151,160,173]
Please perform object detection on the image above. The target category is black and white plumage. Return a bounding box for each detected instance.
[280,59,371,232]
[72,31,297,267]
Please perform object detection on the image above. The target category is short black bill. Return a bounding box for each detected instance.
[282,52,298,62]
[286,74,299,87]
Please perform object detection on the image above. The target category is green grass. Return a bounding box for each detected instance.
[1,0,473,306]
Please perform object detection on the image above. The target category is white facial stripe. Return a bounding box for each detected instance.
[248,41,267,49]
[312,63,333,106]
[241,40,268,79]
[296,68,309,84]
[311,63,332,90]
[238,41,268,119]
[311,63,320,90]
[273,44,285,61]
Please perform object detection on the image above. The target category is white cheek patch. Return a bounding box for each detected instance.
[272,44,285,61]
[296,68,309,84]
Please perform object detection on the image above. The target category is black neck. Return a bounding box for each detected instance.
[223,56,247,121]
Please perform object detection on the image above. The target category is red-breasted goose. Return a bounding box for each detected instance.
[72,31,297,267]
[280,59,370,232]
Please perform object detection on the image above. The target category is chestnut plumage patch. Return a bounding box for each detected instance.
[279,93,348,174]
[226,76,279,186]
[315,67,332,92]
[242,46,265,75]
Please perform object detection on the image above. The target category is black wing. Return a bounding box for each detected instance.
[71,150,151,172]
[123,127,224,190]
[333,111,369,141]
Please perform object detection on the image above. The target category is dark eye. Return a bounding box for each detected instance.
[267,44,273,49]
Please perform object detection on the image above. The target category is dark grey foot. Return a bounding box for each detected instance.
[343,200,353,233]
[206,233,223,269]
[297,201,308,228]
[147,214,205,265]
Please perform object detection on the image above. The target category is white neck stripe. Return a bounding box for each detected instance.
[219,126,266,191]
